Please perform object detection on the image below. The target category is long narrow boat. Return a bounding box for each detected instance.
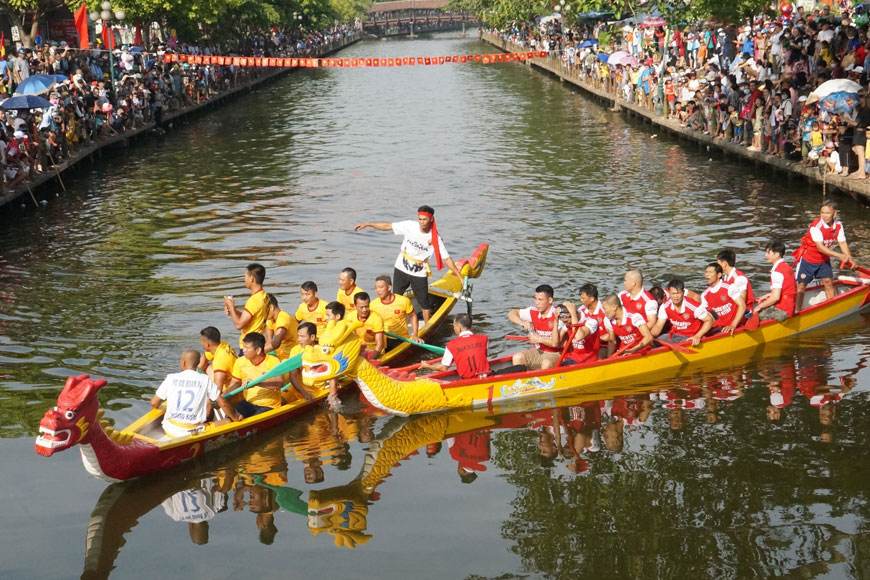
[301,278,870,416]
[33,243,489,482]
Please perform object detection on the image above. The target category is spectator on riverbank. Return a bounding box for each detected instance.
[492,2,870,177]
[0,24,357,195]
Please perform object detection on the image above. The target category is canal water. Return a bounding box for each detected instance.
[1,32,869,579]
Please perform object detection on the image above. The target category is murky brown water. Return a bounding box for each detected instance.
[1,32,869,579]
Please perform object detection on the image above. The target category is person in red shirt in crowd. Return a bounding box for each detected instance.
[618,269,658,327]
[650,279,715,346]
[420,313,491,379]
[793,201,857,310]
[508,284,566,370]
[755,239,797,321]
[559,300,600,365]
[700,262,746,335]
[602,294,653,357]
[716,249,755,309]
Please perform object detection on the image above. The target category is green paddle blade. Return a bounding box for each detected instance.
[223,352,303,398]
[384,331,446,355]
[251,475,308,515]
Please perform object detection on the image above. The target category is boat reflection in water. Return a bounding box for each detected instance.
[79,339,866,579]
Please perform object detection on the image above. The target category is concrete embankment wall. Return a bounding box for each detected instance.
[482,32,870,206]
[0,36,360,211]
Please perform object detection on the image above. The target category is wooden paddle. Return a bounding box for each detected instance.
[744,311,761,331]
[223,352,303,398]
[505,335,529,341]
[658,340,697,354]
[385,331,446,355]
[390,357,443,373]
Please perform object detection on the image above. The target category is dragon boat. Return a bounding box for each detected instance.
[33,244,490,482]
[301,278,870,416]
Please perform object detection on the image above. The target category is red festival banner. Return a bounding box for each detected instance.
[158,51,550,69]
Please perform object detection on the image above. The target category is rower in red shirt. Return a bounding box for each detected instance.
[793,201,858,311]
[420,313,491,379]
[601,294,654,357]
[700,262,746,335]
[716,249,755,309]
[650,279,715,346]
[559,301,600,365]
[754,240,797,321]
[578,283,610,351]
[618,269,658,327]
[508,284,566,370]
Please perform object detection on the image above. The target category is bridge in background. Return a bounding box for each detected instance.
[364,0,479,37]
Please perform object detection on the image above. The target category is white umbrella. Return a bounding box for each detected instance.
[808,78,863,102]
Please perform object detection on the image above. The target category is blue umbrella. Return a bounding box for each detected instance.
[819,91,860,114]
[597,52,610,63]
[1,94,52,110]
[130,46,144,53]
[579,39,598,48]
[49,74,68,83]
[14,75,56,95]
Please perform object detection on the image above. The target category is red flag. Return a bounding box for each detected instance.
[343,59,350,67]
[460,55,466,63]
[424,57,431,65]
[474,55,481,62]
[519,53,526,61]
[311,59,319,68]
[365,58,372,66]
[134,22,143,46]
[417,57,424,65]
[396,58,403,67]
[101,26,114,51]
[482,56,490,64]
[380,59,386,67]
[373,59,380,67]
[290,58,298,67]
[438,57,445,64]
[163,54,171,63]
[233,57,241,66]
[538,51,547,58]
[387,58,394,67]
[74,4,89,49]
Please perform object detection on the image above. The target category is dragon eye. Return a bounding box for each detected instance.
[321,346,330,354]
[64,410,75,420]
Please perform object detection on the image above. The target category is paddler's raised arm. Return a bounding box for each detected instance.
[354,222,393,231]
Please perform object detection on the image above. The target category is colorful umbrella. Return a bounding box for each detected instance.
[578,39,598,48]
[819,91,860,114]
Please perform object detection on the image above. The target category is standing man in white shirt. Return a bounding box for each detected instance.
[354,205,463,323]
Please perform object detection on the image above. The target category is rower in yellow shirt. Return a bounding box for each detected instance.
[283,322,318,403]
[226,332,284,418]
[349,292,385,357]
[295,280,328,333]
[198,326,238,395]
[336,267,365,315]
[371,274,419,342]
[264,294,298,360]
[223,263,270,351]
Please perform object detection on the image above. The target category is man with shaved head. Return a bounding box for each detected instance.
[151,349,240,437]
[618,269,658,327]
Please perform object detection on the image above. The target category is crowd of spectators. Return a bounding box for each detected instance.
[0,24,358,194]
[494,1,870,179]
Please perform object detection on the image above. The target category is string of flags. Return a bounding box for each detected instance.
[162,51,550,68]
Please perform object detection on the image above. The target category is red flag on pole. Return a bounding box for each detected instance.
[134,22,143,46]
[74,4,89,49]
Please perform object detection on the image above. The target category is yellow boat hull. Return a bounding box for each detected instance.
[363,281,870,415]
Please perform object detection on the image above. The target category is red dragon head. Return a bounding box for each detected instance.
[35,374,107,457]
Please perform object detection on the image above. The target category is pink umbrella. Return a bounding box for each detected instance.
[608,53,639,67]
[643,16,666,28]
